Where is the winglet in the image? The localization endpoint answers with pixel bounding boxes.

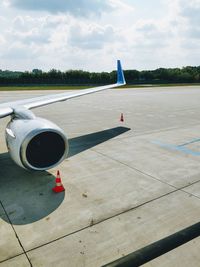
[117,60,126,85]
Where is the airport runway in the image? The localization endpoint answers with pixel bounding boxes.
[0,86,200,267]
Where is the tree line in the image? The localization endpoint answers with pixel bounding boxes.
[0,66,200,86]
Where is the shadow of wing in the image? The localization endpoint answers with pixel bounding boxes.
[68,126,130,158]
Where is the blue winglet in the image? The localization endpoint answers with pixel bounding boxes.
[117,60,126,85]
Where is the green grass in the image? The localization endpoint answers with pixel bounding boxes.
[0,83,200,91]
[124,83,200,88]
[0,85,93,91]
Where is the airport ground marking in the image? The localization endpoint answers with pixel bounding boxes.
[152,139,200,156]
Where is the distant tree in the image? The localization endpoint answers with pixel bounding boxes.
[0,65,200,86]
[32,69,42,74]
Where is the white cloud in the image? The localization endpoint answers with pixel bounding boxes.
[0,35,6,45]
[69,24,116,50]
[0,0,200,71]
[2,0,10,8]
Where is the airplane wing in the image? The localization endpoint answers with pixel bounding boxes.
[0,60,126,118]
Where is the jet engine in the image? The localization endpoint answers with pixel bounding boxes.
[5,112,68,171]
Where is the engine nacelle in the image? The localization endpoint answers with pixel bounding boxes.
[6,117,68,171]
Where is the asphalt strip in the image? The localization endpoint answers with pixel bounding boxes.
[103,221,200,267]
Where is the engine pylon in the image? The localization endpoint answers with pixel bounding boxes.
[52,170,65,193]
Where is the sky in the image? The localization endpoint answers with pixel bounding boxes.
[0,0,199,71]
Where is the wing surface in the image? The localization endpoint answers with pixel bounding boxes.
[0,60,126,118]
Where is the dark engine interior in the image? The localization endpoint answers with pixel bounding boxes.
[26,131,66,168]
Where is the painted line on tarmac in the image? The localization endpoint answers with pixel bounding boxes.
[152,140,200,156]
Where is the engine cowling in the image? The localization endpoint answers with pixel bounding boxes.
[5,117,68,171]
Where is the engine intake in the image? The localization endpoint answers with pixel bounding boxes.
[25,131,65,169]
[6,117,68,171]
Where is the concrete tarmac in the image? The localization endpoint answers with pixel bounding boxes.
[0,86,200,266]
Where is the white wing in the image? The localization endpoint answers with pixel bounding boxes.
[0,60,126,118]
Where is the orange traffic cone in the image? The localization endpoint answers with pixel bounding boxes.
[120,113,124,122]
[52,171,65,193]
